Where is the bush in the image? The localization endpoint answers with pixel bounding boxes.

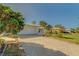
[44,31,52,37]
[56,33,64,38]
[63,35,74,39]
[0,39,5,47]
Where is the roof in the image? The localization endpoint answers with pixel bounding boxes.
[25,24,40,27]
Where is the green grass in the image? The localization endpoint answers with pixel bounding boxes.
[51,33,79,44]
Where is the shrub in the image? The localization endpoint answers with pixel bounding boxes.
[0,39,5,47]
[56,33,64,38]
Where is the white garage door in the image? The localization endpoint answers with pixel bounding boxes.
[18,27,39,35]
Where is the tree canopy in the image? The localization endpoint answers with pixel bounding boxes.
[0,4,24,35]
[39,20,47,28]
[54,24,65,29]
[46,24,52,30]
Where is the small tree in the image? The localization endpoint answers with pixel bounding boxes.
[75,27,79,33]
[70,28,76,33]
[46,24,52,30]
[0,4,24,36]
[45,24,53,36]
[54,24,66,33]
[39,21,53,36]
[39,20,47,28]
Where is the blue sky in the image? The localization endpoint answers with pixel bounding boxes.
[5,3,79,28]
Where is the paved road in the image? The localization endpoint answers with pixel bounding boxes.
[19,35,79,56]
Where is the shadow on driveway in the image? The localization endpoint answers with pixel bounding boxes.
[21,42,68,56]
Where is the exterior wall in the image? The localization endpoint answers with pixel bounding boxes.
[18,25,44,35]
[18,27,38,35]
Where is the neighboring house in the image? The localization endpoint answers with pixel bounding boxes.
[52,27,70,33]
[65,29,71,33]
[18,24,44,35]
[52,27,63,33]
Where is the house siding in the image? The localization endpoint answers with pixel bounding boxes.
[18,24,44,35]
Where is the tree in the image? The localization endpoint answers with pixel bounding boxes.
[39,20,47,28]
[0,4,24,36]
[54,24,64,29]
[70,28,76,33]
[75,27,79,33]
[45,24,52,34]
[39,20,53,36]
[46,24,52,30]
[54,24,66,33]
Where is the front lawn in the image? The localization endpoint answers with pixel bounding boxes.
[51,33,79,44]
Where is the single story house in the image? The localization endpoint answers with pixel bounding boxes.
[18,24,44,35]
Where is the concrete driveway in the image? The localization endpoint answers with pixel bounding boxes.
[19,35,79,56]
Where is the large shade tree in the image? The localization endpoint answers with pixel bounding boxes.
[0,4,24,36]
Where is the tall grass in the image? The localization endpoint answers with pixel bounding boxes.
[51,33,79,44]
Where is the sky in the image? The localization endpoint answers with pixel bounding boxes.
[4,3,79,28]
